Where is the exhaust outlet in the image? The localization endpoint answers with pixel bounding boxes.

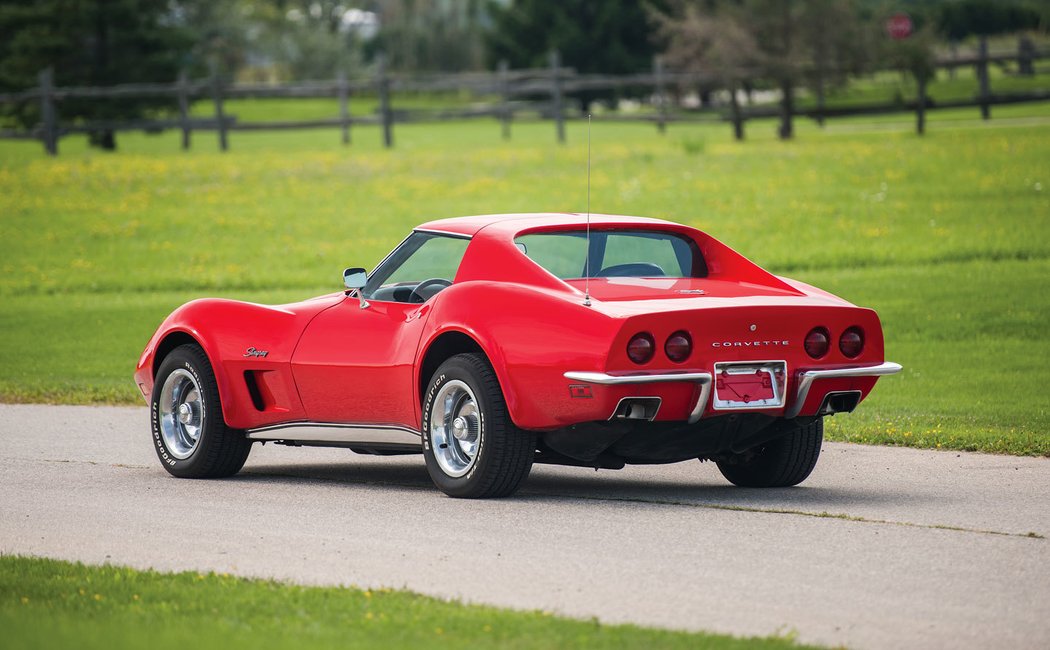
[611,397,661,421]
[819,391,862,415]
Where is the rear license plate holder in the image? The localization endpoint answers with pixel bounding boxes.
[713,361,787,410]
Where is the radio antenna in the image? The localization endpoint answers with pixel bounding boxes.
[584,114,592,307]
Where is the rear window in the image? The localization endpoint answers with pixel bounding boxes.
[515,230,706,279]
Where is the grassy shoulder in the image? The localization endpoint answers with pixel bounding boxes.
[0,556,812,650]
[2,109,1048,456]
[804,258,1050,457]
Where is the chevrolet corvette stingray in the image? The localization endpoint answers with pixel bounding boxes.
[134,213,900,498]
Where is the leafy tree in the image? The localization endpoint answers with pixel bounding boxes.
[798,0,875,124]
[170,0,253,78]
[654,0,873,139]
[934,0,1042,116]
[487,0,666,109]
[743,0,803,137]
[0,0,192,149]
[887,22,938,133]
[266,0,363,79]
[651,2,762,138]
[936,0,1042,40]
[171,0,366,81]
[366,0,488,73]
[651,3,761,88]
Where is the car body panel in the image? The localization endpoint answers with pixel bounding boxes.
[291,296,432,427]
[134,293,343,430]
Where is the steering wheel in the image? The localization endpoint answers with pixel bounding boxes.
[408,278,452,304]
[596,262,666,277]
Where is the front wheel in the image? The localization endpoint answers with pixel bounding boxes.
[421,353,535,498]
[716,418,823,487]
[151,344,252,478]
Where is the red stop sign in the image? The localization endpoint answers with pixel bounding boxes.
[886,12,913,40]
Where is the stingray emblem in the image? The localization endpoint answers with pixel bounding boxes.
[244,347,269,358]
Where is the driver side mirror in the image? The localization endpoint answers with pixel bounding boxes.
[343,267,367,290]
[343,267,369,309]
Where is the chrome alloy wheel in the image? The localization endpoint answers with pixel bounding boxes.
[429,379,481,477]
[159,368,204,460]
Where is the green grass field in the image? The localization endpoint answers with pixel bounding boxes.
[0,556,811,649]
[802,65,1050,111]
[1,104,1048,455]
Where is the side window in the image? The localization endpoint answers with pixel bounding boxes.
[363,232,469,303]
[516,233,587,279]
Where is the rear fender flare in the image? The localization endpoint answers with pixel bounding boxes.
[415,325,520,427]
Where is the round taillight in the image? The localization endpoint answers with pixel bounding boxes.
[627,333,655,365]
[804,327,830,359]
[665,331,692,363]
[839,326,864,358]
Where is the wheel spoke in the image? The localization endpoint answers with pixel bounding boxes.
[429,380,481,478]
[158,369,205,460]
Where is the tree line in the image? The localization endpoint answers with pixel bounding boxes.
[1,0,1047,149]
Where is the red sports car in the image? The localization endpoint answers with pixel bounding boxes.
[134,213,900,498]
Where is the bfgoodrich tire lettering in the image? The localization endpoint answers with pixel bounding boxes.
[151,344,252,478]
[716,418,823,488]
[422,353,535,498]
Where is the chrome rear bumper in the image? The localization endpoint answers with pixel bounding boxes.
[563,371,712,424]
[564,361,901,423]
[783,361,902,418]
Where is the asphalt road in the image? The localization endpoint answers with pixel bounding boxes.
[1,404,1047,649]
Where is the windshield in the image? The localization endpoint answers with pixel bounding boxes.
[514,230,706,279]
[363,232,469,303]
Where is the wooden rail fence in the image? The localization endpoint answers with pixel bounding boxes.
[1,46,1047,155]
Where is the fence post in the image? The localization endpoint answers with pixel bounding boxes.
[38,68,58,156]
[177,69,191,150]
[549,50,565,144]
[778,79,794,140]
[814,68,826,128]
[377,54,393,149]
[498,59,511,141]
[977,37,991,120]
[653,56,666,134]
[916,74,928,136]
[729,86,745,141]
[1018,35,1035,76]
[209,61,228,152]
[337,70,351,146]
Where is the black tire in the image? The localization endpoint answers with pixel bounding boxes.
[421,353,535,498]
[151,344,252,478]
[716,418,823,488]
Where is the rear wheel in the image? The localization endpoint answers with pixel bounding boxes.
[421,353,535,498]
[716,418,823,487]
[151,344,252,478]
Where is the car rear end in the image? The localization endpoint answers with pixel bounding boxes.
[567,298,897,425]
